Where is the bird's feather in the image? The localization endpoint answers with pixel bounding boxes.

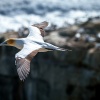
[28,26,44,42]
[27,21,48,41]
[15,43,41,80]
[43,42,71,51]
[16,57,30,80]
[33,21,48,37]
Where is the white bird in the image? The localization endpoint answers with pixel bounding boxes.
[0,21,70,81]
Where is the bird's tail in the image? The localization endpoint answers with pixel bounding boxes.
[43,42,71,51]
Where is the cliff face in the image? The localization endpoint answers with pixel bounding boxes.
[0,17,100,100]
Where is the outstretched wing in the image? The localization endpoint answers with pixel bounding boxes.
[28,21,48,40]
[15,44,41,80]
[33,21,48,37]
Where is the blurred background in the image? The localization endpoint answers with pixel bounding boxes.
[0,0,100,100]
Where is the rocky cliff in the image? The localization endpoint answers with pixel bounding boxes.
[0,17,100,100]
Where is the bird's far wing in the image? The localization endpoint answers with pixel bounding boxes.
[16,57,30,81]
[15,44,41,80]
[33,21,48,37]
[28,25,44,42]
[28,21,48,39]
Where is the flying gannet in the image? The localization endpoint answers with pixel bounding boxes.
[0,21,70,81]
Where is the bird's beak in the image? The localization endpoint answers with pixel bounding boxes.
[0,41,7,46]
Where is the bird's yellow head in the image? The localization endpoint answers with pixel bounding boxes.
[0,38,16,46]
